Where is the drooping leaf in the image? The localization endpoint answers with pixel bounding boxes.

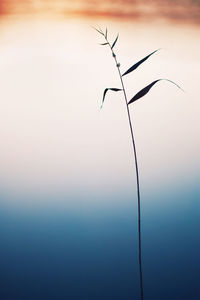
[122,49,160,77]
[128,79,183,105]
[101,88,122,108]
[111,34,119,49]
[100,43,109,45]
[162,79,184,92]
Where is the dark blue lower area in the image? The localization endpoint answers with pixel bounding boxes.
[0,186,199,300]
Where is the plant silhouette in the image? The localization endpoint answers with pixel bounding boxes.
[95,27,183,300]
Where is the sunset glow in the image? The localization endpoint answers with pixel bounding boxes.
[0,0,200,23]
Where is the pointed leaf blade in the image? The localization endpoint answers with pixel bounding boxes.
[111,34,119,49]
[128,80,161,105]
[105,28,108,39]
[109,88,122,91]
[93,26,104,36]
[128,78,184,105]
[101,88,108,109]
[122,49,160,77]
[101,88,122,109]
[100,43,109,46]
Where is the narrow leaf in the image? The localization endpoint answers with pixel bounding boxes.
[93,26,104,36]
[128,80,160,104]
[122,49,160,77]
[128,79,184,105]
[100,43,109,46]
[105,28,108,39]
[111,34,119,49]
[109,88,122,92]
[101,88,122,108]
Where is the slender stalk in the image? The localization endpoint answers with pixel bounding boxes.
[105,35,144,300]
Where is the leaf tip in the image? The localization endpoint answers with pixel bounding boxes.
[161,79,185,92]
[92,26,104,36]
[111,33,119,49]
[105,28,108,39]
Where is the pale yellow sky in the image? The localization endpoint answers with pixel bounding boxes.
[0,15,199,204]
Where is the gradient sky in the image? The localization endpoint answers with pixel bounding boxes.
[0,2,199,300]
[0,11,199,204]
[0,0,198,241]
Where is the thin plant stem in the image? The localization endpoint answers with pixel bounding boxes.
[105,35,144,300]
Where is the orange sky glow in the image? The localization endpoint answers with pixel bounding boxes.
[0,0,200,23]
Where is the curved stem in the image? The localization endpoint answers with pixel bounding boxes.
[106,38,144,300]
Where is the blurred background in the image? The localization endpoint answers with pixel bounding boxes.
[0,0,200,22]
[0,1,199,299]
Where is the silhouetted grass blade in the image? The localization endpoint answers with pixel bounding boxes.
[128,78,183,105]
[128,80,161,104]
[101,88,122,108]
[111,34,119,49]
[93,26,104,35]
[122,49,160,77]
[100,43,109,45]
[105,28,108,39]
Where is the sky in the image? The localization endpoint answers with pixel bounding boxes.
[0,0,200,22]
[0,10,199,202]
[0,1,199,300]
